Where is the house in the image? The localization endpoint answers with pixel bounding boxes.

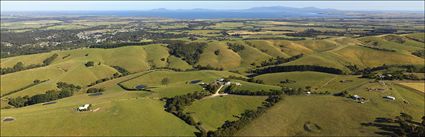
[217,78,225,82]
[78,104,91,111]
[225,81,232,86]
[384,96,396,100]
[235,82,242,86]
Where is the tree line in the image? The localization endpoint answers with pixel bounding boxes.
[207,94,284,137]
[250,65,344,77]
[8,82,81,108]
[163,91,212,134]
[1,53,58,75]
[1,79,48,97]
[256,54,304,67]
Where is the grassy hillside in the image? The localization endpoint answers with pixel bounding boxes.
[197,41,241,69]
[120,70,244,97]
[236,84,424,136]
[184,95,267,131]
[1,92,197,136]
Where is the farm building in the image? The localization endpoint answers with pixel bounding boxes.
[352,95,361,100]
[190,80,202,84]
[383,96,396,100]
[77,104,91,111]
[135,85,146,90]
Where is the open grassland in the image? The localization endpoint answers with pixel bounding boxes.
[184,95,267,131]
[1,92,197,136]
[397,82,425,93]
[197,41,241,69]
[255,71,370,93]
[1,20,63,30]
[230,80,281,92]
[236,84,424,136]
[120,70,245,97]
[208,22,245,30]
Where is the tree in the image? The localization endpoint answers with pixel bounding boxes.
[85,61,94,67]
[161,78,170,85]
[13,62,24,71]
[214,49,220,55]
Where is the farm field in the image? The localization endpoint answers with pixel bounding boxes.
[1,10,424,137]
[236,84,425,136]
[185,95,267,131]
[397,82,425,93]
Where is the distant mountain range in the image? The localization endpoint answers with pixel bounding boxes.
[2,6,423,19]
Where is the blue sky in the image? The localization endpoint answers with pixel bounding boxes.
[1,1,424,11]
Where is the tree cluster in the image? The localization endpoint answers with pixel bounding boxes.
[251,65,344,76]
[1,53,58,75]
[8,82,81,107]
[111,66,130,75]
[412,50,425,59]
[86,88,105,93]
[226,42,245,52]
[165,40,206,65]
[163,91,211,126]
[207,94,284,137]
[257,54,304,67]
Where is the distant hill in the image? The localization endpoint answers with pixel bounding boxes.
[0,6,351,19]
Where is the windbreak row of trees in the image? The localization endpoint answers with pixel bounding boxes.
[8,82,81,108]
[163,91,212,134]
[1,79,48,97]
[355,64,425,80]
[1,53,58,75]
[250,65,344,76]
[256,54,304,67]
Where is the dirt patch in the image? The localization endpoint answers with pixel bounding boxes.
[92,108,100,112]
[2,117,15,122]
[42,101,57,105]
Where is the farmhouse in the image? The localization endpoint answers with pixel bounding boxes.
[77,104,91,111]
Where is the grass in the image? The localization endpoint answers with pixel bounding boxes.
[143,44,170,68]
[208,22,245,30]
[184,95,267,131]
[254,71,370,93]
[397,82,425,93]
[197,41,241,69]
[120,70,245,97]
[230,80,281,92]
[236,84,424,136]
[1,94,197,136]
[167,55,193,70]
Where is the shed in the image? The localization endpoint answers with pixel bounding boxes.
[384,96,396,100]
[135,85,146,90]
[190,80,202,84]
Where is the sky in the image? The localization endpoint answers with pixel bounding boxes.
[1,1,424,12]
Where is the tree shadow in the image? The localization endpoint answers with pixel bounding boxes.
[361,117,402,136]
